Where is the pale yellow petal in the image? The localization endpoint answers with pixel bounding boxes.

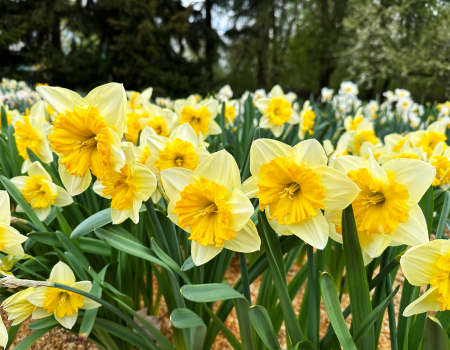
[389,204,428,247]
[111,208,129,225]
[321,167,360,210]
[82,297,101,310]
[400,239,445,286]
[132,163,157,200]
[241,174,261,198]
[55,312,78,329]
[226,189,255,231]
[36,86,88,115]
[170,123,199,145]
[287,210,329,249]
[0,223,27,247]
[360,233,391,259]
[224,220,260,253]
[271,124,284,138]
[10,176,28,192]
[193,147,210,165]
[28,162,52,181]
[0,317,7,347]
[199,99,219,119]
[381,158,435,203]
[269,85,284,98]
[32,306,52,320]
[332,155,367,176]
[403,286,441,317]
[53,186,74,207]
[161,167,195,205]
[194,150,241,196]
[59,164,92,196]
[27,287,50,308]
[250,139,291,175]
[49,261,76,285]
[207,119,222,135]
[368,150,388,186]
[34,206,51,221]
[0,191,11,225]
[2,243,25,256]
[191,242,223,266]
[255,99,271,114]
[71,281,92,293]
[266,208,291,235]
[84,83,127,136]
[287,139,327,174]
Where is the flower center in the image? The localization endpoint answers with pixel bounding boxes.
[172,177,235,247]
[48,106,112,178]
[257,157,325,225]
[430,252,450,311]
[147,116,168,137]
[155,138,198,172]
[44,288,84,318]
[431,155,450,186]
[101,164,136,211]
[348,168,409,235]
[13,115,40,160]
[180,106,211,135]
[418,131,447,157]
[22,175,57,208]
[267,98,292,125]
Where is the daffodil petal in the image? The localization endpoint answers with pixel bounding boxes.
[208,120,222,135]
[161,167,195,204]
[224,220,260,253]
[360,233,391,259]
[84,83,127,136]
[250,139,291,175]
[34,206,51,221]
[82,297,102,310]
[389,204,428,247]
[368,150,388,186]
[36,86,88,115]
[381,158,436,203]
[49,261,76,285]
[241,174,261,198]
[0,318,7,348]
[0,223,27,247]
[10,176,28,192]
[287,139,327,174]
[403,286,441,317]
[71,281,92,293]
[266,208,291,235]
[194,150,241,196]
[287,210,329,249]
[271,124,284,138]
[321,167,360,210]
[55,312,78,329]
[53,186,74,207]
[191,242,223,266]
[32,306,52,320]
[170,123,199,145]
[255,99,271,114]
[2,243,25,256]
[226,189,255,232]
[259,114,272,128]
[332,155,367,175]
[400,239,444,286]
[199,99,219,119]
[27,287,50,308]
[0,191,11,226]
[59,164,92,196]
[28,162,52,181]
[111,208,129,225]
[132,163,157,200]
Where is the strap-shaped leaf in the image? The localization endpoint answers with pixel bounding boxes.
[423,316,450,350]
[181,283,245,302]
[436,191,450,239]
[13,326,57,350]
[320,272,357,350]
[171,308,207,350]
[181,256,195,271]
[249,305,281,350]
[353,283,401,343]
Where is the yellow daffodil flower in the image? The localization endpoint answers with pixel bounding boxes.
[0,191,27,256]
[27,262,101,329]
[126,87,153,112]
[12,101,53,173]
[426,142,450,188]
[341,117,379,155]
[223,100,239,129]
[400,239,450,315]
[327,152,435,263]
[298,101,316,139]
[161,150,260,265]
[37,83,127,196]
[142,124,210,183]
[11,162,73,220]
[344,109,364,132]
[174,97,221,137]
[410,121,447,158]
[241,139,360,249]
[2,287,37,325]
[255,85,299,137]
[93,143,157,224]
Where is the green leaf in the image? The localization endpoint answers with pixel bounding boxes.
[7,124,22,176]
[249,305,281,350]
[341,205,375,349]
[1,106,8,135]
[26,148,63,187]
[320,272,357,350]
[28,316,59,330]
[419,185,434,236]
[290,340,316,350]
[13,326,57,350]
[171,308,207,350]
[71,208,112,238]
[0,138,11,178]
[258,211,304,345]
[0,176,46,230]
[240,127,260,181]
[353,283,401,343]
[181,283,245,302]
[78,237,111,257]
[181,256,195,271]
[151,238,190,284]
[234,298,255,350]
[5,324,20,350]
[436,191,450,239]
[423,317,450,350]
[306,244,319,348]
[56,231,90,269]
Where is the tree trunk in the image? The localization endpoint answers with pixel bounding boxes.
[204,0,214,82]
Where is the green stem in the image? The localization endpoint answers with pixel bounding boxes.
[238,252,251,303]
[144,200,170,254]
[306,244,318,348]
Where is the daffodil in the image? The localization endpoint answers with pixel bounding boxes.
[327,152,435,263]
[410,121,447,158]
[174,97,220,137]
[0,319,6,348]
[378,134,423,164]
[298,101,316,139]
[2,287,37,325]
[425,142,450,189]
[93,142,157,224]
[223,100,239,129]
[0,191,28,256]
[241,139,360,249]
[138,104,177,138]
[161,150,260,265]
[37,83,127,196]
[27,262,101,329]
[255,85,299,137]
[342,117,379,155]
[142,123,210,182]
[400,239,450,316]
[12,101,53,173]
[11,162,73,220]
[126,87,153,112]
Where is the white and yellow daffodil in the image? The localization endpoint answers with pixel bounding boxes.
[93,143,157,224]
[142,123,210,181]
[298,101,315,139]
[425,141,450,189]
[0,191,28,256]
[342,117,379,155]
[2,287,37,326]
[410,121,447,159]
[241,139,360,249]
[37,83,127,196]
[11,162,73,221]
[0,318,6,348]
[327,152,435,263]
[255,85,299,137]
[400,239,450,315]
[126,87,153,112]
[174,97,220,137]
[223,100,239,129]
[27,262,101,329]
[161,150,260,265]
[12,101,53,173]
[377,134,423,165]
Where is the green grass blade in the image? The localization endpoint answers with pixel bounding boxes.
[436,191,450,239]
